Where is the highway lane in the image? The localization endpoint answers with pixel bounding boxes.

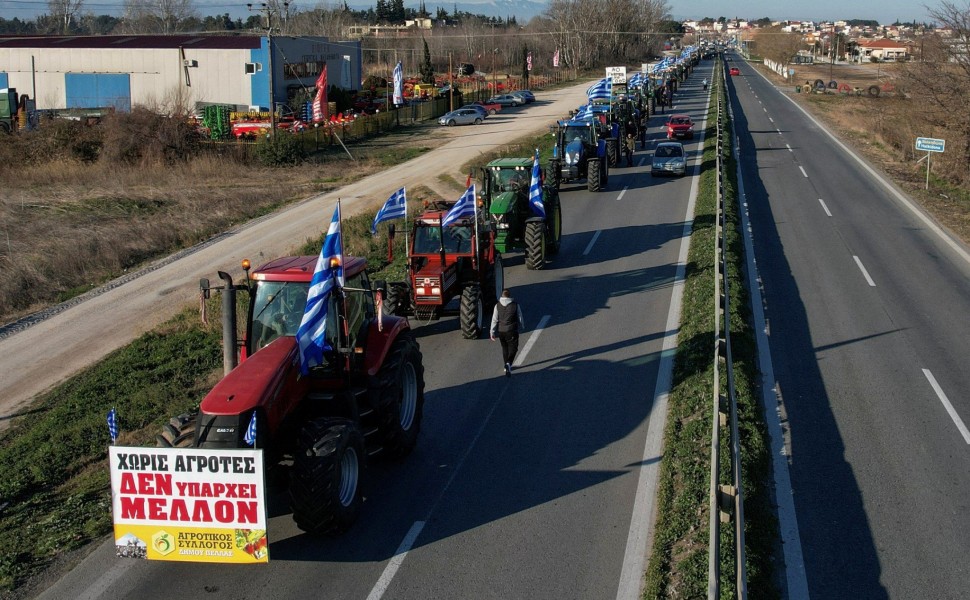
[727,56,970,598]
[32,68,713,599]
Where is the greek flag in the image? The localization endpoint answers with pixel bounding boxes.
[628,72,642,87]
[296,204,344,375]
[442,184,476,227]
[574,104,593,120]
[107,408,118,444]
[528,149,545,218]
[372,187,407,234]
[244,411,257,446]
[393,61,404,106]
[587,78,611,100]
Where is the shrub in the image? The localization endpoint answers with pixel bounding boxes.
[254,133,307,166]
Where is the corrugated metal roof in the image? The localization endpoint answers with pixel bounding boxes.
[0,34,262,50]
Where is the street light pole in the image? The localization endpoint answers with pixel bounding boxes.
[248,2,288,138]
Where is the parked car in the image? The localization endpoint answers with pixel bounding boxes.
[510,90,536,104]
[473,100,502,115]
[665,114,694,140]
[487,94,524,107]
[729,67,741,76]
[460,104,490,119]
[438,108,483,126]
[651,142,687,177]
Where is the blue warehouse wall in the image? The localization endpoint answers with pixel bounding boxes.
[250,39,269,109]
[0,73,8,89]
[65,73,131,111]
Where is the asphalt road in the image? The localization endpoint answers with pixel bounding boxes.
[26,69,715,599]
[727,56,970,599]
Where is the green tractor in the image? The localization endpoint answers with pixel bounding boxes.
[480,157,562,270]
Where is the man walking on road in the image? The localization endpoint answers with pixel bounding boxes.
[490,289,525,377]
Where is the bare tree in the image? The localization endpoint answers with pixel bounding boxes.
[121,0,196,33]
[48,0,84,33]
[899,1,970,183]
[754,25,808,76]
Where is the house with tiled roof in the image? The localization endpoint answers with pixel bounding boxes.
[856,38,908,61]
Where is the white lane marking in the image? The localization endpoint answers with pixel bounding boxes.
[853,255,876,286]
[726,80,810,600]
[616,72,711,597]
[818,198,833,217]
[583,230,602,256]
[769,117,774,123]
[366,521,427,600]
[763,107,768,112]
[67,555,134,600]
[923,369,970,444]
[799,166,808,178]
[786,143,792,152]
[617,186,628,201]
[777,129,782,134]
[513,314,550,367]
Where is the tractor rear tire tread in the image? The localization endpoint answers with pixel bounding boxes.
[588,158,602,192]
[459,285,483,339]
[156,412,198,448]
[370,333,425,459]
[525,221,546,270]
[290,417,364,536]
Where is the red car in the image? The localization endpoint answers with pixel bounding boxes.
[729,67,741,76]
[474,100,502,115]
[666,114,694,140]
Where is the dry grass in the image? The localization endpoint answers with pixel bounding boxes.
[0,118,444,326]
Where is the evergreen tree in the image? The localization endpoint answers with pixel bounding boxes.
[376,0,388,22]
[420,38,435,84]
[390,0,405,23]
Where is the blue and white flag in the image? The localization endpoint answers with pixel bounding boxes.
[393,61,404,106]
[296,204,344,375]
[372,187,407,234]
[244,411,257,446]
[442,184,476,227]
[587,78,611,100]
[107,408,118,444]
[528,149,544,218]
[574,104,593,120]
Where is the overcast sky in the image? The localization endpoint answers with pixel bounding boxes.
[667,0,936,25]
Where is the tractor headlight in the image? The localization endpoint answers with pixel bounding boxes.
[565,152,578,165]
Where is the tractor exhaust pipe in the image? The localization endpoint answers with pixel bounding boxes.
[217,271,238,375]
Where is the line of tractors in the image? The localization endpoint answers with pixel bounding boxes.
[155,152,564,537]
[151,83,657,538]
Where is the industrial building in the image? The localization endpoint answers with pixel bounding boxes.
[0,34,362,112]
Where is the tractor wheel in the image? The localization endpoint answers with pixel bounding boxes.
[459,285,484,339]
[588,158,602,192]
[606,139,618,167]
[290,417,364,536]
[371,332,425,459]
[602,159,609,186]
[545,194,562,255]
[483,253,503,313]
[383,282,411,316]
[548,159,561,190]
[156,412,198,447]
[525,221,546,270]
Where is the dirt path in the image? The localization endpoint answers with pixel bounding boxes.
[0,84,589,428]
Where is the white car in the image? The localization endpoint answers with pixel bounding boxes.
[651,142,687,177]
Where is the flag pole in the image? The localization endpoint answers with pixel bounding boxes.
[472,177,479,271]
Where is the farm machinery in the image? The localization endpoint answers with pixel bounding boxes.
[480,157,562,270]
[548,118,609,192]
[157,254,425,536]
[383,199,504,339]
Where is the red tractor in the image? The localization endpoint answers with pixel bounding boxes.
[157,255,425,536]
[383,200,503,339]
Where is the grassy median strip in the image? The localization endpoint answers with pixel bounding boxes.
[643,71,777,599]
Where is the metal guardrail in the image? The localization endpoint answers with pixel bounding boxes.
[708,58,748,600]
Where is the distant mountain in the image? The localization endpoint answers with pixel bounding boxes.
[346,0,550,21]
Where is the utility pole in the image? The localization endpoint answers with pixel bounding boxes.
[248,2,289,138]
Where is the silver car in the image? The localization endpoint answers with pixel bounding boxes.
[487,94,524,107]
[651,142,687,177]
[438,108,484,126]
